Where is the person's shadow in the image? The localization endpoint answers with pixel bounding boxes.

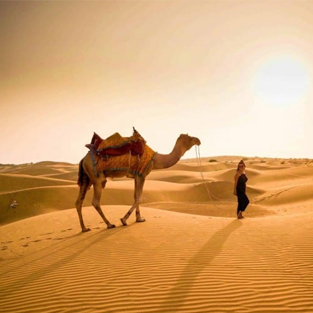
[157,219,242,312]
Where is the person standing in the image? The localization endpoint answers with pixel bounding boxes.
[233,160,249,219]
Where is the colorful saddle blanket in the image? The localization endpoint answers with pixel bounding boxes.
[87,130,145,157]
[85,129,156,177]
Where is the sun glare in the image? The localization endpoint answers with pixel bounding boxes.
[253,56,310,107]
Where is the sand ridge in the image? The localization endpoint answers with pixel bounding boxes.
[0,156,313,312]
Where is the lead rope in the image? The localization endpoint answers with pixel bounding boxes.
[195,146,236,209]
[195,146,221,209]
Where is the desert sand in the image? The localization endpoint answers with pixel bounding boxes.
[1,156,313,313]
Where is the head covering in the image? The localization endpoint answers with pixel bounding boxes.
[237,160,246,171]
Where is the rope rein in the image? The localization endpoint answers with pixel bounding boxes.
[195,146,236,208]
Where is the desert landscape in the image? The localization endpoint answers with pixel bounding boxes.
[0,156,313,312]
[2,0,313,312]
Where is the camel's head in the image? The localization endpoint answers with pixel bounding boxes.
[178,134,201,152]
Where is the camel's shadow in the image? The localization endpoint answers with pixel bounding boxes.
[0,225,128,297]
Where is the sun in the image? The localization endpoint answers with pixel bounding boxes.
[253,56,310,107]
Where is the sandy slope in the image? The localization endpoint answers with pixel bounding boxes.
[1,207,312,313]
[0,157,313,312]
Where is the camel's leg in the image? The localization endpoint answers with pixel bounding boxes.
[75,183,91,233]
[135,178,145,223]
[92,181,116,229]
[121,177,145,226]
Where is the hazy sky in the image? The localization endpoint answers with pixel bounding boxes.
[1,0,313,164]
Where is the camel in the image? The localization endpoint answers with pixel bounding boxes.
[75,131,201,232]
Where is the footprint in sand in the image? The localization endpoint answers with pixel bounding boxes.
[61,228,73,233]
[20,237,30,240]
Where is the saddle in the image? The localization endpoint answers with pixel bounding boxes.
[85,128,156,177]
[86,127,146,158]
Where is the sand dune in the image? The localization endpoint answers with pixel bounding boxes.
[1,156,313,312]
[0,174,74,193]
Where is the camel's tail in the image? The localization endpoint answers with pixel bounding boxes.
[77,158,90,187]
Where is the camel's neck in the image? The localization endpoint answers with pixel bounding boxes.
[153,144,186,170]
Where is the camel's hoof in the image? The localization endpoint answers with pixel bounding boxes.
[136,218,146,223]
[82,228,91,233]
[107,224,116,229]
[120,218,127,226]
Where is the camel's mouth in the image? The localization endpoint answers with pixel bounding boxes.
[194,138,201,146]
